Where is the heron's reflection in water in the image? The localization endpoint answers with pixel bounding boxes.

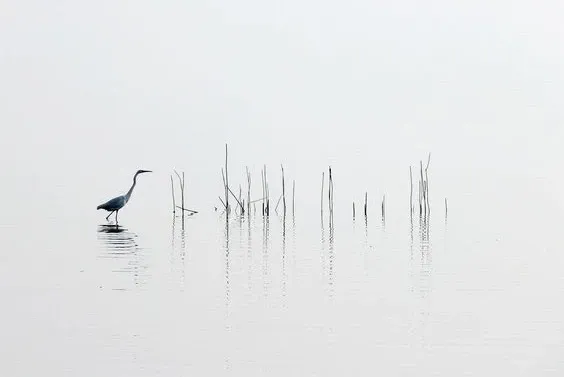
[97,224,149,290]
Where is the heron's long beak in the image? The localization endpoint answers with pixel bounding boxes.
[140,170,152,173]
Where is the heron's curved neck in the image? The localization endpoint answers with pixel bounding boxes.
[125,173,139,201]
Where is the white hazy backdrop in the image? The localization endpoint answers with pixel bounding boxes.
[1,1,563,376]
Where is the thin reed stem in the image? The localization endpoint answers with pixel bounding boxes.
[225,144,229,213]
[170,175,176,213]
[227,186,244,213]
[281,165,286,216]
[419,160,424,214]
[246,167,251,214]
[176,206,198,214]
[292,180,295,215]
[425,153,431,214]
[174,170,185,216]
[381,194,385,220]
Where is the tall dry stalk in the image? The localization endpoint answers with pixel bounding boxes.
[224,144,229,213]
[170,175,176,214]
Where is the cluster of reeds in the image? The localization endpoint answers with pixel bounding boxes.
[220,144,245,215]
[352,191,385,223]
[170,170,198,219]
[410,153,431,216]
[219,144,294,219]
[212,145,445,223]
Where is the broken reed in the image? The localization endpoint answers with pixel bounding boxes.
[261,165,270,216]
[410,153,431,216]
[228,185,244,214]
[175,170,185,213]
[224,143,229,213]
[218,149,291,218]
[171,170,198,215]
[222,145,245,214]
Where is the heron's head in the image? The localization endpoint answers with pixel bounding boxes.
[136,169,152,175]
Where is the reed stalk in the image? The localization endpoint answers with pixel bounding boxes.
[170,175,176,214]
[264,165,269,215]
[425,153,431,214]
[292,180,295,215]
[174,170,185,215]
[281,165,286,216]
[225,144,229,213]
[221,168,228,211]
[228,186,244,214]
[328,167,333,215]
[419,161,424,214]
[261,167,265,215]
[275,193,283,212]
[246,167,251,214]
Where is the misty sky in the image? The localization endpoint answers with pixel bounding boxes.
[1,1,562,209]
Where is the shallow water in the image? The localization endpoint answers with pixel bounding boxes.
[1,172,563,376]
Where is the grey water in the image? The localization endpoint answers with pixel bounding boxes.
[2,1,564,375]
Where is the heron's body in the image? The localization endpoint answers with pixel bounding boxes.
[97,195,127,212]
[97,170,151,223]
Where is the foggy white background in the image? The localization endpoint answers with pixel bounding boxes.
[1,1,562,205]
[0,2,563,376]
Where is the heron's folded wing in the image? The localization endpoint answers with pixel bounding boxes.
[98,196,125,210]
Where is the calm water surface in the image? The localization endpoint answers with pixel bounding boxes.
[1,167,563,376]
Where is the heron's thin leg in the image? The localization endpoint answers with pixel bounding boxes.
[106,210,115,221]
[115,210,119,224]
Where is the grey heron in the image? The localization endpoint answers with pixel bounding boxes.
[97,170,152,223]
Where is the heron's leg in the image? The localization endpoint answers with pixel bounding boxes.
[115,210,119,224]
[106,210,115,221]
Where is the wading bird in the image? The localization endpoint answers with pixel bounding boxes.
[97,170,152,223]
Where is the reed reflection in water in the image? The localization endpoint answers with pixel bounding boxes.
[170,214,188,291]
[97,224,149,290]
[408,212,433,348]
